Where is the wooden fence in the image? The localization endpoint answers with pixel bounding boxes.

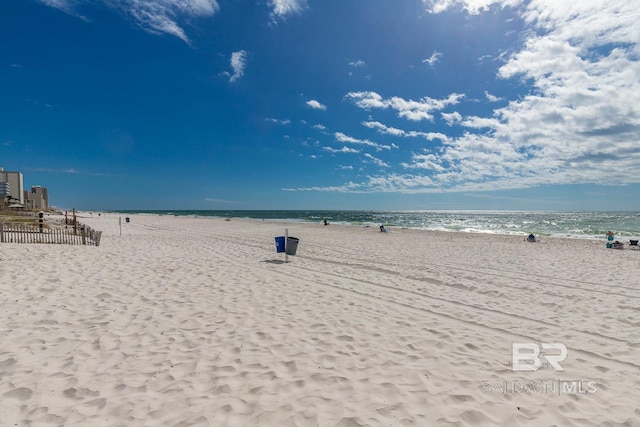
[0,222,102,246]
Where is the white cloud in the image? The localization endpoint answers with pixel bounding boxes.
[37,0,220,43]
[335,132,392,151]
[297,0,640,194]
[401,153,447,172]
[363,153,390,168]
[346,91,464,122]
[345,91,386,109]
[441,111,462,126]
[334,132,362,144]
[37,0,89,20]
[460,115,499,129]
[270,0,306,18]
[39,0,74,7]
[349,60,366,67]
[266,117,291,125]
[306,100,327,110]
[323,146,359,154]
[361,120,448,143]
[481,0,640,185]
[422,0,523,15]
[229,50,247,82]
[422,51,442,67]
[282,182,364,193]
[362,121,406,137]
[485,91,502,102]
[205,197,238,203]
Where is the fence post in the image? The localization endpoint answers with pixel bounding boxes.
[0,222,3,243]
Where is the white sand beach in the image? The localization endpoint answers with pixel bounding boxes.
[1,213,639,426]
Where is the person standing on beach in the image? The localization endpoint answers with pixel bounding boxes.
[606,231,614,241]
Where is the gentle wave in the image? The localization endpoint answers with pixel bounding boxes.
[106,210,640,240]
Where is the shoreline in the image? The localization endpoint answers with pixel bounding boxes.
[76,210,631,242]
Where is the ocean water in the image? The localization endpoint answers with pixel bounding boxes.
[109,210,640,240]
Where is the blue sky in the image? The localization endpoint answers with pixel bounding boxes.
[1,0,639,211]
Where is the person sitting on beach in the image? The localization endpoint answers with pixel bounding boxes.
[527,233,536,242]
[323,219,329,226]
[380,225,386,233]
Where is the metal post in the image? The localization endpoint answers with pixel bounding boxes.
[119,216,122,236]
[285,228,289,263]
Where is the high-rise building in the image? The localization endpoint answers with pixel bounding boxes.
[27,185,49,210]
[0,166,24,205]
[0,181,9,199]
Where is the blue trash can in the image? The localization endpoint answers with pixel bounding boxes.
[275,236,286,253]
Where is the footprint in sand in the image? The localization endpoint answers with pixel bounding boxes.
[178,319,201,331]
[4,387,32,401]
[0,357,17,368]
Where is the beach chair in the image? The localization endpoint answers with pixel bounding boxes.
[630,240,639,250]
